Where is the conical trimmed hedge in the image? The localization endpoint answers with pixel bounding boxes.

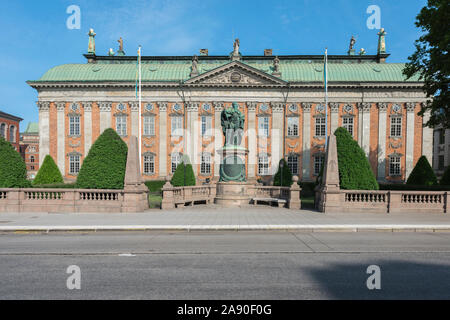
[0,137,30,188]
[406,155,437,186]
[76,128,128,189]
[273,158,293,186]
[335,127,379,190]
[171,157,196,187]
[33,155,63,185]
[441,165,450,185]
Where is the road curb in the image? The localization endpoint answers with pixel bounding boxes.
[1,225,450,233]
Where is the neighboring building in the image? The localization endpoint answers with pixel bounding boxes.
[0,110,22,151]
[27,31,433,183]
[20,122,39,179]
[433,126,450,176]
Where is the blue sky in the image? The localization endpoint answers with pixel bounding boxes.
[0,0,427,127]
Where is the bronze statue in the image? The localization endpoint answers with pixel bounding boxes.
[221,102,245,146]
[118,37,124,52]
[349,35,356,50]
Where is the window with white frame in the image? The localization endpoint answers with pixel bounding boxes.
[69,154,80,174]
[389,156,401,176]
[315,117,326,137]
[143,154,155,174]
[171,116,183,136]
[258,155,270,175]
[69,115,80,136]
[287,117,299,136]
[171,153,182,173]
[390,116,402,137]
[342,116,354,136]
[258,117,270,136]
[314,154,325,176]
[200,153,211,174]
[116,115,127,136]
[201,116,212,136]
[287,155,299,175]
[143,116,155,136]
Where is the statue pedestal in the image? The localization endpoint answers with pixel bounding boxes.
[214,146,251,206]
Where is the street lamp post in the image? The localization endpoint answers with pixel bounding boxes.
[279,159,284,187]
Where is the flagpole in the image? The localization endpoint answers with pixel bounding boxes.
[324,48,328,150]
[138,45,142,171]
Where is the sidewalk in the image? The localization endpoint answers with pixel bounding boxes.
[1,205,450,232]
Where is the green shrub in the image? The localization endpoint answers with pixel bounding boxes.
[441,166,450,186]
[273,158,293,186]
[32,155,63,185]
[145,180,166,193]
[0,137,30,188]
[335,127,379,190]
[406,156,437,186]
[171,158,196,187]
[76,128,128,189]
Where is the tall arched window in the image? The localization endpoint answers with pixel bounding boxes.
[0,123,5,139]
[9,125,15,142]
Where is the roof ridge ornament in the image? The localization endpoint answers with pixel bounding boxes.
[231,38,241,61]
[87,28,96,54]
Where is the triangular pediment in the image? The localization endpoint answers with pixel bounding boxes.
[185,61,286,86]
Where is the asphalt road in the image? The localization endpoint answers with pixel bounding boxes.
[1,231,450,299]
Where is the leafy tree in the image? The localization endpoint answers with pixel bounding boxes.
[406,155,437,185]
[403,0,450,128]
[334,127,379,190]
[273,158,293,186]
[440,165,450,185]
[0,137,30,188]
[171,157,196,187]
[76,128,128,189]
[32,155,63,185]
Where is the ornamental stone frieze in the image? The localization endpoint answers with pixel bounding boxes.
[99,102,112,112]
[406,102,416,112]
[157,102,168,111]
[56,102,66,111]
[37,101,50,111]
[271,102,284,113]
[301,102,312,112]
[128,102,139,111]
[82,102,92,111]
[213,102,224,111]
[378,102,388,112]
[358,102,372,112]
[246,102,257,112]
[186,102,199,112]
[330,102,339,113]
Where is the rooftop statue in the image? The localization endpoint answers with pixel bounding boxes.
[221,102,245,146]
[273,56,280,74]
[377,28,387,54]
[87,28,96,54]
[190,55,199,76]
[118,37,124,52]
[349,35,356,50]
[233,38,240,56]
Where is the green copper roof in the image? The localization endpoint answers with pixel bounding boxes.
[24,122,39,134]
[34,61,420,83]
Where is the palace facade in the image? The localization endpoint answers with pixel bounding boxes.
[28,34,432,183]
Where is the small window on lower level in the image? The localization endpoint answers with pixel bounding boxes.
[389,156,401,176]
[143,155,155,174]
[314,155,325,176]
[69,154,80,174]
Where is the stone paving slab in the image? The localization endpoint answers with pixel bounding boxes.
[1,206,450,232]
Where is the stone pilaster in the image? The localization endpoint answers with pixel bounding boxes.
[271,102,284,174]
[129,102,139,138]
[301,102,312,181]
[186,102,199,174]
[99,102,112,134]
[330,103,339,133]
[213,102,224,179]
[421,106,433,165]
[405,102,416,179]
[37,101,50,167]
[358,102,371,157]
[56,102,66,175]
[158,102,168,178]
[247,102,257,179]
[82,102,93,155]
[377,103,388,181]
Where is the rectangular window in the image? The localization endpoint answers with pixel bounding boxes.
[315,117,326,137]
[439,129,445,145]
[143,116,155,136]
[287,117,299,136]
[143,155,155,174]
[287,155,299,175]
[438,155,445,171]
[116,116,127,136]
[200,153,211,174]
[258,117,270,137]
[171,153,181,173]
[69,155,80,174]
[258,155,270,175]
[171,116,183,136]
[201,116,212,136]
[342,117,354,136]
[390,117,402,137]
[389,156,401,176]
[314,155,325,176]
[69,116,80,136]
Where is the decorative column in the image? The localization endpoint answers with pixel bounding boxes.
[358,102,371,157]
[213,102,224,180]
[56,102,66,175]
[247,102,257,179]
[82,102,93,155]
[405,102,416,178]
[129,101,139,138]
[330,103,339,133]
[99,102,112,134]
[301,103,312,181]
[377,103,388,181]
[271,102,284,174]
[38,101,50,167]
[421,106,434,165]
[186,102,199,175]
[158,102,168,178]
